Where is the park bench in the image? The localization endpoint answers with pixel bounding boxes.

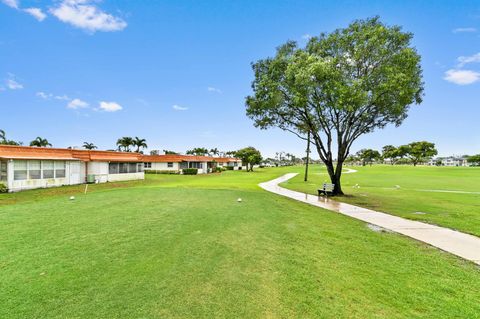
[318,183,335,196]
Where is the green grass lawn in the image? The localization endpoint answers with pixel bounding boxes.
[1,168,479,318]
[281,165,480,237]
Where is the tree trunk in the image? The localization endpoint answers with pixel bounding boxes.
[324,160,344,195]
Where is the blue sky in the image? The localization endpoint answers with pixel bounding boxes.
[1,0,479,158]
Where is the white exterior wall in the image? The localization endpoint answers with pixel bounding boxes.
[7,159,82,192]
[147,162,180,171]
[108,172,144,182]
[88,161,109,183]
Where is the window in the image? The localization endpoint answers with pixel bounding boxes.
[14,161,27,180]
[119,163,128,174]
[144,162,152,168]
[167,162,173,168]
[188,162,202,169]
[109,162,142,174]
[0,161,7,181]
[43,161,54,179]
[128,163,137,173]
[28,161,41,180]
[109,163,119,174]
[55,161,66,178]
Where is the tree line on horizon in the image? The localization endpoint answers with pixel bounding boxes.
[350,141,438,166]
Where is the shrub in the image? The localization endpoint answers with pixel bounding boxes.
[0,183,8,193]
[182,168,198,175]
[225,166,234,170]
[215,167,224,173]
[145,170,180,175]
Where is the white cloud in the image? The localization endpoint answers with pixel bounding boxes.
[67,98,89,109]
[55,94,70,100]
[99,101,122,112]
[36,91,52,99]
[23,7,46,21]
[172,104,188,111]
[36,92,70,100]
[6,78,23,90]
[302,34,312,40]
[452,27,477,33]
[1,0,18,9]
[443,69,480,85]
[50,0,127,33]
[207,86,222,93]
[457,52,480,67]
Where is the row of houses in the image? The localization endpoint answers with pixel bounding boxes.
[0,145,242,192]
[427,156,470,167]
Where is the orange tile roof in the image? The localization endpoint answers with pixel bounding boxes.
[0,145,142,162]
[215,157,242,163]
[142,154,241,163]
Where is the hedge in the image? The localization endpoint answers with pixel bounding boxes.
[182,168,198,175]
[145,170,180,175]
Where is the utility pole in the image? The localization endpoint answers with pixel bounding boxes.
[304,131,310,182]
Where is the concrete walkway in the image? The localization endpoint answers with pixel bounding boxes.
[259,173,480,265]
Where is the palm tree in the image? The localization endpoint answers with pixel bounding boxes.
[30,137,52,147]
[0,129,5,142]
[116,137,134,152]
[83,142,97,150]
[210,148,219,156]
[133,137,147,153]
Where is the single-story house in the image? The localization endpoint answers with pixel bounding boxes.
[0,145,144,192]
[142,155,243,174]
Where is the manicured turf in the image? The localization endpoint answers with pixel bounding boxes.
[1,168,479,318]
[281,165,480,237]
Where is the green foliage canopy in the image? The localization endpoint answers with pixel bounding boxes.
[246,17,423,194]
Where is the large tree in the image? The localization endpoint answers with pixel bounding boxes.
[235,147,262,172]
[133,137,148,153]
[356,148,381,166]
[246,17,423,195]
[382,145,399,165]
[467,154,480,166]
[30,137,52,147]
[405,141,437,166]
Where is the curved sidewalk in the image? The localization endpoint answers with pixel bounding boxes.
[259,173,480,265]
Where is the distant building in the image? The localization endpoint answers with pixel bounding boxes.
[428,156,469,167]
[142,155,243,174]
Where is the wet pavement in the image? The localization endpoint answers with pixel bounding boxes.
[259,173,480,265]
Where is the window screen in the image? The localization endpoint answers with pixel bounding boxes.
[128,163,137,173]
[43,161,54,179]
[109,163,118,174]
[0,161,7,181]
[55,161,66,178]
[14,161,27,180]
[28,161,41,179]
[119,163,128,174]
